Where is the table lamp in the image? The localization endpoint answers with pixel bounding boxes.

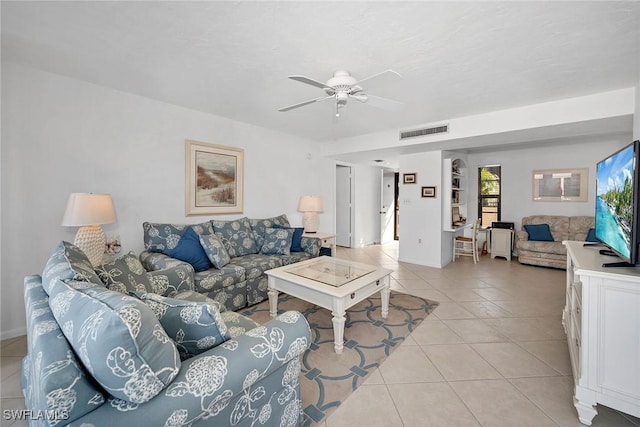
[61,193,117,266]
[298,195,323,233]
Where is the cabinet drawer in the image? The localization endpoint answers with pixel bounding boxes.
[569,322,582,379]
[571,283,582,331]
[572,277,582,300]
[344,279,385,307]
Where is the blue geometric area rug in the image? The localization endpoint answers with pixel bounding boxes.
[242,291,439,426]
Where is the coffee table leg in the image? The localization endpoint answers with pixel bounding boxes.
[331,298,346,354]
[267,284,279,318]
[381,276,391,319]
[331,310,346,354]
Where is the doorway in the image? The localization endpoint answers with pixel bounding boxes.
[335,165,352,247]
[380,170,396,244]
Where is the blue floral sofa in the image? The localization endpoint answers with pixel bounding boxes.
[141,214,321,311]
[22,241,311,426]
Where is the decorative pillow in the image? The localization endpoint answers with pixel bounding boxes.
[142,221,214,253]
[135,293,229,360]
[199,234,231,269]
[48,279,180,403]
[524,224,554,242]
[167,227,212,272]
[249,214,291,249]
[272,224,304,252]
[586,228,598,242]
[260,227,294,255]
[95,251,153,294]
[212,217,259,257]
[42,241,103,295]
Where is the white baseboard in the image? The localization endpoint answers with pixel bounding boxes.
[1,327,27,341]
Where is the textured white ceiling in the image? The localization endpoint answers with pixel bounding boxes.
[2,1,639,147]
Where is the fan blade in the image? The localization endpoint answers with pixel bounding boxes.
[278,95,334,112]
[351,93,404,112]
[288,75,333,90]
[352,69,401,89]
[350,94,368,102]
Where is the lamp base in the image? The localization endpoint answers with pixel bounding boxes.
[74,225,106,267]
[302,212,320,233]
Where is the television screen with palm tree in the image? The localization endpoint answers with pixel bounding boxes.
[595,141,640,265]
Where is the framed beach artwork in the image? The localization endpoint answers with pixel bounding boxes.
[185,140,244,215]
[532,168,588,202]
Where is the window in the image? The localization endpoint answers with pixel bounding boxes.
[478,165,501,226]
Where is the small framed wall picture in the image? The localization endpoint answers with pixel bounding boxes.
[422,186,436,198]
[403,173,417,184]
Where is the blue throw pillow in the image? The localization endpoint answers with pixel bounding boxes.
[523,224,554,242]
[585,228,598,242]
[168,227,212,272]
[272,224,304,252]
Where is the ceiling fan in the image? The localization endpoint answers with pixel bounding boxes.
[278,69,403,117]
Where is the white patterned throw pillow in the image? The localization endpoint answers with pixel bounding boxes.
[48,279,181,403]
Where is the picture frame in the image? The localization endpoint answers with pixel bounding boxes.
[532,168,588,202]
[185,140,244,215]
[403,173,417,184]
[422,186,436,198]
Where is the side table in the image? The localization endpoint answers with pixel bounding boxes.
[303,232,336,256]
[490,228,514,260]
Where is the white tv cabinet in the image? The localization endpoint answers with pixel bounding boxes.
[563,241,640,425]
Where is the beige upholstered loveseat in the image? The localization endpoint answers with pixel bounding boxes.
[516,215,594,269]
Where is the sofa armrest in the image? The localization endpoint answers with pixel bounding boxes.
[141,251,195,297]
[516,230,529,241]
[140,250,191,271]
[23,276,107,424]
[300,236,321,257]
[170,310,310,396]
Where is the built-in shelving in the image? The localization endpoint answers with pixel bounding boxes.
[443,158,467,232]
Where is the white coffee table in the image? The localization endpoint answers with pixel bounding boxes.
[266,256,392,354]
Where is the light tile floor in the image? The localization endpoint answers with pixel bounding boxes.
[2,242,640,427]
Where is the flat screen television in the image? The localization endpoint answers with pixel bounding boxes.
[595,140,640,267]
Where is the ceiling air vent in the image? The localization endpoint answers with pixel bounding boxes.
[400,124,449,140]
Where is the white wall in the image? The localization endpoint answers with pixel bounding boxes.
[635,79,640,139]
[0,63,333,338]
[398,151,444,267]
[467,136,631,233]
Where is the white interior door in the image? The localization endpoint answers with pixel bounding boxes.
[380,171,395,244]
[336,165,351,247]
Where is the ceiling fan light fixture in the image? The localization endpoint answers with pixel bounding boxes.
[279,69,403,115]
[336,92,349,106]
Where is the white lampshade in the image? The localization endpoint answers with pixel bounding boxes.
[298,195,323,233]
[297,195,324,213]
[61,193,116,267]
[62,193,117,226]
